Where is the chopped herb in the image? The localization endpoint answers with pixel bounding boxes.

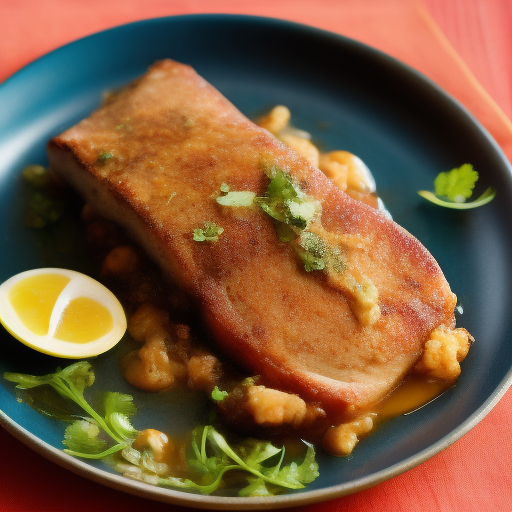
[193,221,224,242]
[4,363,319,496]
[241,376,258,387]
[215,169,320,229]
[211,386,228,402]
[255,168,321,230]
[256,168,349,274]
[418,164,496,209]
[216,190,256,207]
[4,362,138,459]
[63,419,107,455]
[21,165,67,228]
[98,151,114,162]
[293,231,347,273]
[215,167,340,273]
[294,231,327,272]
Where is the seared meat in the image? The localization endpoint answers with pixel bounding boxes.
[47,60,460,422]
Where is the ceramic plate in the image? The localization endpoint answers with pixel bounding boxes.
[0,14,511,509]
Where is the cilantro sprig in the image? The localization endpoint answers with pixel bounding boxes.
[153,426,318,496]
[4,362,319,496]
[253,166,321,232]
[217,166,347,273]
[4,362,138,459]
[418,163,496,209]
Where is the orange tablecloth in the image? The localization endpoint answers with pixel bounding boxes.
[1,1,511,511]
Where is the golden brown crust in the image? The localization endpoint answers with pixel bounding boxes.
[47,59,459,422]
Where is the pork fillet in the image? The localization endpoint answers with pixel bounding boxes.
[47,60,459,422]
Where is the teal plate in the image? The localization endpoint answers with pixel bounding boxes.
[0,15,511,509]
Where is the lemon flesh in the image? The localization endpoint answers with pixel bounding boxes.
[0,268,126,358]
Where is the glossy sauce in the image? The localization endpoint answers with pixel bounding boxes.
[378,374,451,419]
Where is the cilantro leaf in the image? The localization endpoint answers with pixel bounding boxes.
[434,163,478,202]
[98,151,114,162]
[4,362,131,448]
[193,222,224,242]
[237,438,282,467]
[4,364,319,496]
[285,444,319,484]
[202,427,317,493]
[216,191,256,207]
[211,386,228,402]
[4,361,95,400]
[63,419,107,454]
[104,391,137,417]
[215,167,340,275]
[157,426,318,495]
[59,361,96,394]
[254,169,321,230]
[4,371,55,389]
[103,392,138,441]
[418,164,496,209]
[239,477,275,497]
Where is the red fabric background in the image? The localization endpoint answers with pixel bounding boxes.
[0,1,511,511]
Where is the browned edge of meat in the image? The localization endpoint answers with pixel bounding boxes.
[47,59,462,424]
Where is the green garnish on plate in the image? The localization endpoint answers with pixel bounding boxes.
[217,166,349,274]
[418,163,496,209]
[4,362,319,496]
[4,362,138,459]
[193,221,224,242]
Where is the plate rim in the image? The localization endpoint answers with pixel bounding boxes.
[1,12,510,162]
[2,374,511,510]
[1,13,512,509]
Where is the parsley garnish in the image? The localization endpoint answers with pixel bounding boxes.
[98,151,114,162]
[4,362,138,459]
[216,191,256,207]
[216,167,347,273]
[254,167,321,230]
[211,386,228,402]
[180,426,319,496]
[219,182,230,193]
[193,221,224,242]
[3,362,319,496]
[418,163,496,209]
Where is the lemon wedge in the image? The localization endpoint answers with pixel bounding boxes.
[0,268,126,358]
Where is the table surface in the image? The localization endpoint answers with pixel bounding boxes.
[0,1,511,511]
